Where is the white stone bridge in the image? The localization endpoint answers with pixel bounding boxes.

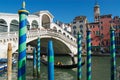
[0,30,77,58]
[0,10,77,58]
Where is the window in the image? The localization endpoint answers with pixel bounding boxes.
[96,31,100,36]
[79,25,83,29]
[80,30,83,34]
[73,30,76,35]
[79,20,83,23]
[73,26,76,29]
[10,20,19,31]
[90,26,92,28]
[31,20,39,29]
[73,22,76,24]
[101,26,103,30]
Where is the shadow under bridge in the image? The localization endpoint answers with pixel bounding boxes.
[27,38,71,55]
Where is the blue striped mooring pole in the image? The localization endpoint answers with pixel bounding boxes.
[33,47,37,77]
[48,41,54,80]
[18,1,29,80]
[86,25,92,80]
[110,25,116,80]
[37,37,40,78]
[77,33,82,80]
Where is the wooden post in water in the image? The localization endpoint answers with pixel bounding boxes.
[48,41,54,80]
[7,43,12,80]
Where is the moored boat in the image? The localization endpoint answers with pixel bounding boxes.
[0,58,17,73]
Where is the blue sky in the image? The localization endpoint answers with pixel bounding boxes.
[0,0,120,23]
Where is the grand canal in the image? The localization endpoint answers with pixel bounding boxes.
[0,56,120,80]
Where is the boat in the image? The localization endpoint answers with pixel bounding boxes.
[0,58,17,73]
[26,54,85,69]
[41,58,85,69]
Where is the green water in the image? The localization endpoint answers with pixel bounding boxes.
[0,56,120,80]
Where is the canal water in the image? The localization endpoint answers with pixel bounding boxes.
[0,56,120,80]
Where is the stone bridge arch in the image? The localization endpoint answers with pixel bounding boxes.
[27,37,72,55]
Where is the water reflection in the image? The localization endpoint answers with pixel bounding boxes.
[1,56,120,80]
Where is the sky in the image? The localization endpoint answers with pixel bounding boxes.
[0,0,120,23]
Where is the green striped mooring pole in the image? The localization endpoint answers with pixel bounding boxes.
[37,37,40,78]
[110,25,116,80]
[86,26,92,80]
[18,1,29,80]
[33,47,37,77]
[77,33,82,80]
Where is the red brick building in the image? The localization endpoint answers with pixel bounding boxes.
[89,3,120,53]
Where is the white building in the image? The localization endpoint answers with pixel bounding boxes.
[71,16,87,42]
[0,10,54,32]
[56,20,72,34]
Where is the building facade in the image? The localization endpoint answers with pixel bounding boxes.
[89,3,120,53]
[71,16,87,42]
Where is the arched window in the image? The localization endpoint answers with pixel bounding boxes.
[80,30,83,34]
[10,20,19,31]
[63,33,66,36]
[53,26,57,32]
[79,25,83,29]
[58,30,61,33]
[27,21,30,30]
[67,35,69,38]
[42,14,50,29]
[0,19,7,32]
[31,20,39,29]
[73,26,76,29]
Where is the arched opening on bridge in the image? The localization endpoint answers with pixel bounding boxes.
[31,20,39,30]
[42,14,50,29]
[58,30,61,33]
[67,35,69,38]
[10,20,19,31]
[27,20,30,30]
[0,19,7,32]
[27,38,71,55]
[63,33,66,36]
[53,26,57,32]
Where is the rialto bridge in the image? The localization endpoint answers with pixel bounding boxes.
[0,10,77,58]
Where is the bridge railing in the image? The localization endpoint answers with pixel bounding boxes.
[51,22,76,41]
[46,31,77,47]
[27,30,77,47]
[0,30,77,47]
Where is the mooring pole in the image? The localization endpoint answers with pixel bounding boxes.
[77,33,82,80]
[86,25,92,80]
[7,43,12,80]
[48,41,54,80]
[18,1,29,80]
[33,47,37,77]
[110,25,116,80]
[37,37,40,78]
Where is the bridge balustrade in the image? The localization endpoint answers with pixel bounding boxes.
[0,30,77,47]
[46,31,77,47]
